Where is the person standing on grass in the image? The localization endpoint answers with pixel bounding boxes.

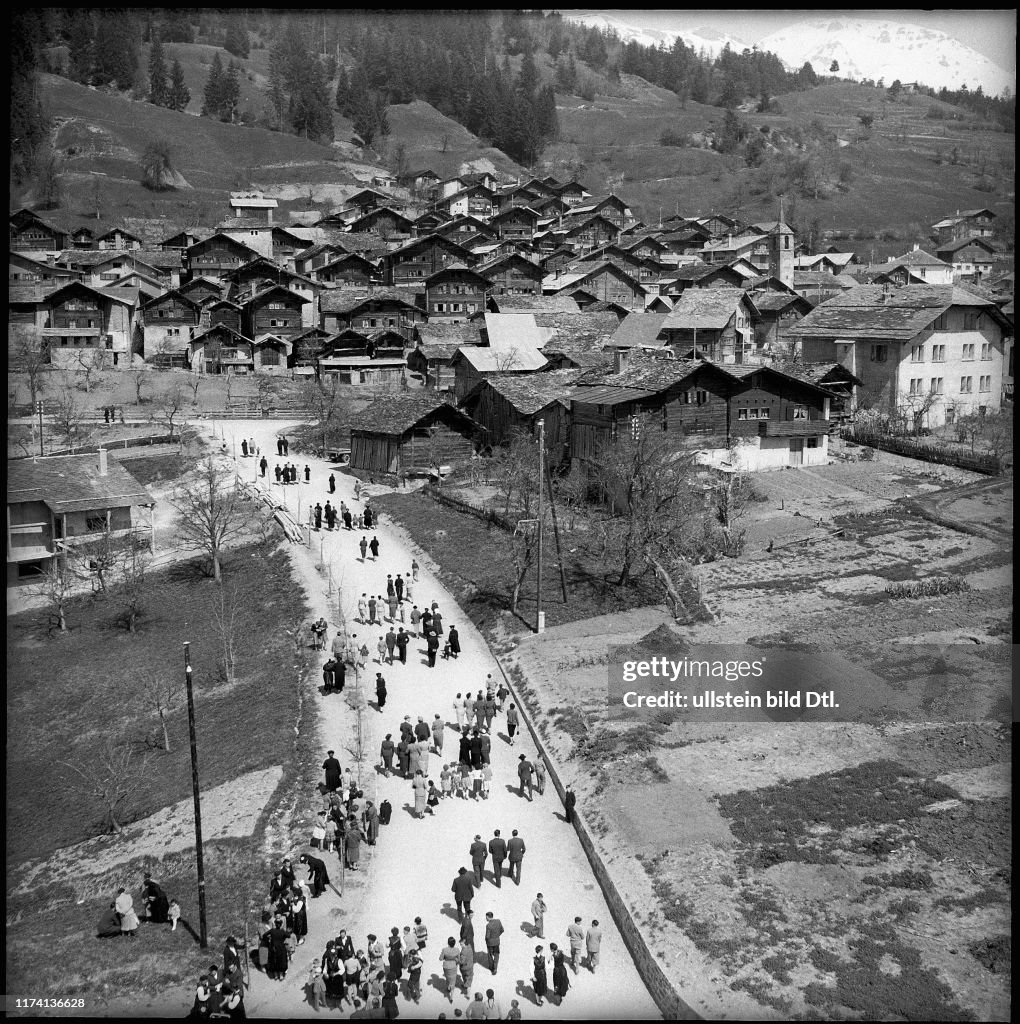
[116,887,139,937]
[506,704,520,746]
[96,902,120,938]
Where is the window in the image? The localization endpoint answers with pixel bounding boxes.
[269,302,285,309]
[964,312,980,330]
[806,436,819,448]
[909,378,923,395]
[930,377,944,394]
[979,375,991,393]
[737,408,748,420]
[932,313,949,331]
[910,345,924,362]
[435,303,445,313]
[695,389,708,406]
[86,513,108,533]
[870,344,887,362]
[981,343,991,360]
[960,376,972,394]
[758,407,770,420]
[962,343,975,360]
[793,406,807,420]
[931,344,946,362]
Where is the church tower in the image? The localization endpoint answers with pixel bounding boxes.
[767,198,795,287]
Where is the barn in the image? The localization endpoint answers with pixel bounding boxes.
[350,394,480,476]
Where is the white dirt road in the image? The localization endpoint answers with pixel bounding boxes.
[212,421,663,1020]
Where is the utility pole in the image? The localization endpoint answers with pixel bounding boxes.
[536,420,545,634]
[37,400,44,456]
[183,642,209,949]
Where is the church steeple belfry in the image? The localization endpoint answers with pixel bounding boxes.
[768,197,795,287]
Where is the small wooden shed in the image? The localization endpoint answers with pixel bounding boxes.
[350,393,480,476]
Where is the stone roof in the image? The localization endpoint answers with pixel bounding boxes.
[610,311,670,348]
[662,287,749,330]
[7,453,155,513]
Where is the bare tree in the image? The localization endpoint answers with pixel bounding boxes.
[10,328,51,407]
[151,381,188,440]
[210,581,239,682]
[75,347,107,393]
[491,429,542,613]
[141,670,184,752]
[187,373,203,404]
[90,176,104,220]
[33,566,75,633]
[116,538,154,632]
[50,386,93,452]
[71,526,120,594]
[61,741,152,834]
[301,375,351,455]
[170,458,249,580]
[130,366,151,405]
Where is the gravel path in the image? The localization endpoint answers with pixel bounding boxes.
[209,421,662,1021]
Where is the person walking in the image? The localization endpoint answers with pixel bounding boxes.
[411,558,419,581]
[396,628,408,665]
[375,673,387,710]
[259,455,268,478]
[564,787,576,823]
[531,894,547,939]
[451,867,477,921]
[517,755,534,801]
[496,681,509,713]
[409,605,421,638]
[431,607,444,637]
[506,704,520,746]
[457,939,474,997]
[359,537,368,561]
[484,912,504,975]
[404,573,414,602]
[460,909,474,950]
[406,946,423,1003]
[412,770,428,819]
[377,635,387,665]
[453,693,465,733]
[396,737,410,780]
[385,627,397,664]
[533,758,546,796]
[328,473,336,494]
[566,918,585,974]
[586,919,603,973]
[368,595,378,625]
[380,734,395,776]
[469,835,487,886]
[479,730,491,767]
[394,574,404,602]
[432,714,445,756]
[386,574,395,599]
[488,830,508,888]
[343,508,353,531]
[532,946,549,1007]
[386,591,398,622]
[440,938,460,1004]
[426,631,439,668]
[507,830,526,886]
[483,693,496,732]
[447,625,461,659]
[369,536,380,560]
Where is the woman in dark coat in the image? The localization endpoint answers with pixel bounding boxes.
[382,979,400,1019]
[267,920,289,980]
[469,731,483,770]
[369,536,380,558]
[380,734,395,776]
[387,929,404,980]
[458,733,471,766]
[363,507,374,528]
[375,674,387,710]
[551,946,570,1004]
[142,874,170,922]
[290,889,308,943]
[396,738,411,778]
[533,946,548,1006]
[96,902,121,938]
[269,872,288,902]
[300,853,330,897]
[447,626,461,658]
[345,821,363,870]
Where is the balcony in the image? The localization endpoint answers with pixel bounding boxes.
[42,326,101,337]
[759,418,828,437]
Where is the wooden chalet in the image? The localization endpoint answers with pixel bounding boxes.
[315,252,380,289]
[291,327,335,371]
[660,287,758,363]
[141,289,203,365]
[206,298,243,332]
[544,261,647,311]
[185,233,262,281]
[319,329,406,386]
[408,321,482,391]
[349,393,479,476]
[425,264,492,323]
[746,291,813,359]
[436,216,496,244]
[458,370,581,465]
[189,324,254,374]
[9,251,82,286]
[348,206,415,239]
[319,288,426,343]
[41,281,139,368]
[239,285,309,341]
[271,225,312,266]
[382,234,476,290]
[10,209,70,252]
[7,450,156,586]
[294,242,350,277]
[490,205,540,241]
[97,227,142,251]
[70,227,96,249]
[475,252,544,296]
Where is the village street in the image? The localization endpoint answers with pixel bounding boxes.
[207,420,663,1020]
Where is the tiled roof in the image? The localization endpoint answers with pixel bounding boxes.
[320,288,422,314]
[610,312,670,348]
[662,287,748,330]
[8,453,155,513]
[472,370,586,414]
[534,311,621,349]
[416,322,483,348]
[353,393,467,435]
[489,294,577,313]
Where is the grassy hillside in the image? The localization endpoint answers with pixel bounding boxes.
[17,57,1015,255]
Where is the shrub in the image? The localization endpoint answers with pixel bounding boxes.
[885,576,971,599]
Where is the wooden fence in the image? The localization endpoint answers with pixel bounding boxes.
[841,429,1005,475]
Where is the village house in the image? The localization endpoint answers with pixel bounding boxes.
[349,393,479,476]
[6,449,156,586]
[931,208,996,246]
[381,234,476,290]
[458,370,581,465]
[205,297,243,333]
[745,290,814,360]
[70,227,96,250]
[490,204,540,242]
[270,225,311,267]
[228,191,278,223]
[315,252,381,289]
[475,252,544,296]
[9,251,82,287]
[789,284,1010,429]
[319,288,426,344]
[451,314,550,399]
[10,209,70,252]
[318,328,407,386]
[40,281,140,368]
[224,258,319,328]
[290,326,335,372]
[140,288,203,366]
[569,194,633,229]
[408,322,482,391]
[436,215,497,244]
[347,206,415,239]
[658,261,747,298]
[659,286,759,363]
[425,264,492,323]
[185,233,262,282]
[238,284,309,345]
[437,183,496,219]
[544,261,647,311]
[188,323,254,375]
[935,237,998,285]
[216,218,275,260]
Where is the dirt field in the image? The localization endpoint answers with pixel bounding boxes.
[508,455,1012,1021]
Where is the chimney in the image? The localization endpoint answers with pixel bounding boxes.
[613,348,631,373]
[913,243,919,252]
[98,447,108,476]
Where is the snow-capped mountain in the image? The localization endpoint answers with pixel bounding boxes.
[563,12,749,58]
[757,18,1014,97]
[564,12,1014,98]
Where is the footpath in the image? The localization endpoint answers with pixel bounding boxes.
[215,421,663,1020]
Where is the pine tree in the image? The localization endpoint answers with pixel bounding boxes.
[335,64,353,116]
[148,32,169,106]
[67,9,94,84]
[223,59,242,122]
[167,58,190,111]
[224,19,249,59]
[10,11,50,184]
[93,11,140,90]
[202,51,225,118]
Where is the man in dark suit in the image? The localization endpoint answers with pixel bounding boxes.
[484,911,504,975]
[469,835,487,885]
[488,829,508,887]
[507,829,526,886]
[451,867,477,922]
